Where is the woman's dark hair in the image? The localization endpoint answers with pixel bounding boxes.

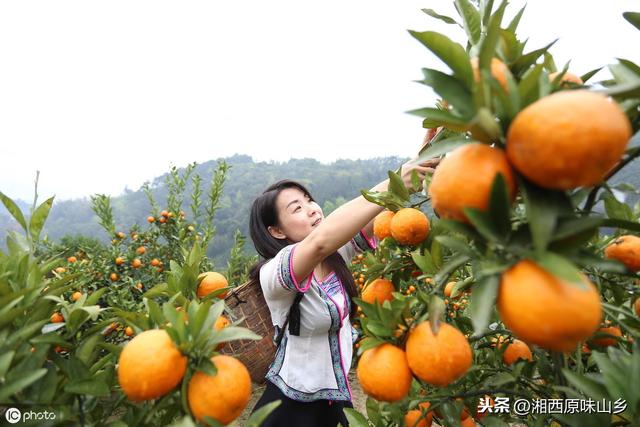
[249,179,358,318]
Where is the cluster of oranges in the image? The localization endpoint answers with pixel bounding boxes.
[373,207,430,246]
[117,329,252,425]
[146,209,187,225]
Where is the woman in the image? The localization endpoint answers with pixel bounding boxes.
[248,158,438,426]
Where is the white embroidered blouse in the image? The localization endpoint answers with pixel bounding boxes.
[259,231,376,402]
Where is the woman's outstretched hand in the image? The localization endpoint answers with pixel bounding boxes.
[400,157,440,191]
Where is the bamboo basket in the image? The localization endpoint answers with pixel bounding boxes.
[221,280,276,384]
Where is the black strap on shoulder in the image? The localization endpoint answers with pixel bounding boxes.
[274,291,304,347]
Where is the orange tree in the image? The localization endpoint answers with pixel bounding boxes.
[346,2,640,427]
[0,190,277,426]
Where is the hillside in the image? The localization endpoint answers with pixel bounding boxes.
[1,155,407,266]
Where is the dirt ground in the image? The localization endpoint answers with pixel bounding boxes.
[233,370,367,426]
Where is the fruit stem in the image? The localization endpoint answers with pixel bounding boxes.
[582,147,640,213]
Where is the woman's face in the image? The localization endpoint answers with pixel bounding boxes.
[268,187,323,243]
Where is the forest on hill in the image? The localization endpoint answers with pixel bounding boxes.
[1,155,408,266]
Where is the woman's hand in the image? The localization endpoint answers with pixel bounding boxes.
[400,157,440,191]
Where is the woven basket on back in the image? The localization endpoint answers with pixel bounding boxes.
[221,280,276,384]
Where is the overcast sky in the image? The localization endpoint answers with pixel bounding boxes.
[1,0,638,202]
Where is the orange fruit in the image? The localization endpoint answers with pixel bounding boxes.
[405,402,433,427]
[136,246,146,255]
[471,57,510,91]
[160,210,169,217]
[506,90,631,190]
[549,71,583,85]
[55,267,66,274]
[498,260,602,352]
[361,278,394,305]
[67,256,77,263]
[406,322,472,387]
[460,416,476,427]
[428,143,516,223]
[151,258,161,267]
[118,329,187,401]
[136,282,143,290]
[110,272,119,281]
[71,291,83,302]
[116,231,125,239]
[214,315,231,351]
[635,299,640,317]
[444,281,463,299]
[131,258,142,269]
[604,235,640,272]
[159,217,167,224]
[502,339,533,366]
[125,326,135,337]
[390,208,430,245]
[115,257,125,265]
[590,326,622,347]
[356,343,412,402]
[188,355,252,425]
[147,216,155,223]
[197,272,229,299]
[373,211,395,240]
[50,312,64,323]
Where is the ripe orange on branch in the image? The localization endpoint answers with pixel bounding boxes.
[373,210,394,240]
[506,90,631,190]
[549,71,583,85]
[357,343,412,402]
[390,208,430,245]
[590,326,622,347]
[405,402,433,427]
[197,272,229,299]
[604,235,640,272]
[502,339,533,365]
[428,143,516,223]
[405,322,472,387]
[188,355,252,425]
[498,260,602,352]
[361,278,394,305]
[117,329,187,401]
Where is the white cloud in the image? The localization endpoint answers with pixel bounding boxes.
[1,0,638,201]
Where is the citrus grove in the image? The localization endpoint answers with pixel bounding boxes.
[347,2,640,427]
[2,2,640,427]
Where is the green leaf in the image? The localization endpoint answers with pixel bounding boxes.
[343,408,371,427]
[428,295,446,331]
[144,283,170,299]
[411,108,469,131]
[521,179,572,255]
[518,64,544,108]
[0,192,28,232]
[29,196,54,242]
[469,275,499,336]
[411,249,437,275]
[408,30,474,88]
[479,0,495,26]
[0,368,47,401]
[64,378,110,396]
[600,218,640,233]
[592,351,627,399]
[562,369,609,401]
[76,334,101,365]
[603,192,634,221]
[454,0,481,45]
[536,252,584,287]
[245,401,282,427]
[464,208,501,242]
[388,170,410,202]
[419,68,475,118]
[623,12,640,31]
[512,40,558,78]
[366,322,393,338]
[478,1,508,80]
[0,351,15,379]
[435,235,473,255]
[416,136,469,160]
[488,173,512,239]
[507,5,526,32]
[422,8,459,25]
[580,67,602,83]
[601,80,640,98]
[86,287,107,306]
[551,217,604,241]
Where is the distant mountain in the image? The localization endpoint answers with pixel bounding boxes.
[1,155,407,266]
